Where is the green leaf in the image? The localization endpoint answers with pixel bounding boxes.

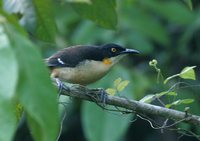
[165,99,194,108]
[3,0,56,42]
[114,77,122,87]
[181,99,194,104]
[0,19,18,141]
[15,35,59,141]
[71,0,117,29]
[139,94,155,103]
[183,0,193,10]
[82,102,132,141]
[157,91,177,97]
[91,65,135,99]
[141,1,195,25]
[0,99,17,141]
[166,92,177,96]
[164,66,196,84]
[33,0,57,42]
[180,66,196,80]
[4,23,59,141]
[117,80,129,92]
[141,91,178,104]
[106,88,116,96]
[0,25,18,99]
[165,100,181,108]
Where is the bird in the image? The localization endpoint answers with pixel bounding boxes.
[46,43,139,87]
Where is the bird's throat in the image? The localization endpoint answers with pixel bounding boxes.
[103,58,112,65]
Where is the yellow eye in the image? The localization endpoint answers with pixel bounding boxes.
[111,48,117,52]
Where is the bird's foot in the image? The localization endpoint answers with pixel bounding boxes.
[98,88,108,106]
[55,79,70,95]
[55,78,64,96]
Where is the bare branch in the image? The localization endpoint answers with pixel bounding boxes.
[59,84,200,126]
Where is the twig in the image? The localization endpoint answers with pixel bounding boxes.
[58,83,200,126]
[56,102,68,141]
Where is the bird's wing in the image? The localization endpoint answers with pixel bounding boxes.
[46,48,81,68]
[45,57,72,67]
[46,45,99,68]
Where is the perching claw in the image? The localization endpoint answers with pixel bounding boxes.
[99,88,108,106]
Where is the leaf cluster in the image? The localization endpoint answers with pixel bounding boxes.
[1,0,200,141]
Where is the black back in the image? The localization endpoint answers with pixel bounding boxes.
[46,43,126,68]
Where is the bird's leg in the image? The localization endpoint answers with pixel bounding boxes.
[55,78,64,96]
[55,78,71,96]
[99,88,108,106]
[91,88,108,105]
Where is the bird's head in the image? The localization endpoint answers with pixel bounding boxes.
[99,43,140,65]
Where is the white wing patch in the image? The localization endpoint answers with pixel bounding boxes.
[57,58,65,65]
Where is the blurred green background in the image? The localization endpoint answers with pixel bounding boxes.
[2,0,200,141]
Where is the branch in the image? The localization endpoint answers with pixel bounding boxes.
[60,84,200,126]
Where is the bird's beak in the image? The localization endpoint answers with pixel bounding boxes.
[120,48,140,55]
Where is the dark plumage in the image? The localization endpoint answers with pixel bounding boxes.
[46,45,102,68]
[46,43,128,68]
[46,43,139,85]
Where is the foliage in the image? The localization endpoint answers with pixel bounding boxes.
[165,99,194,108]
[164,66,196,84]
[141,60,196,109]
[82,102,132,141]
[106,77,130,96]
[71,0,117,29]
[1,0,200,141]
[0,8,59,141]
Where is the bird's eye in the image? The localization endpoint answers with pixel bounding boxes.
[111,48,117,53]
